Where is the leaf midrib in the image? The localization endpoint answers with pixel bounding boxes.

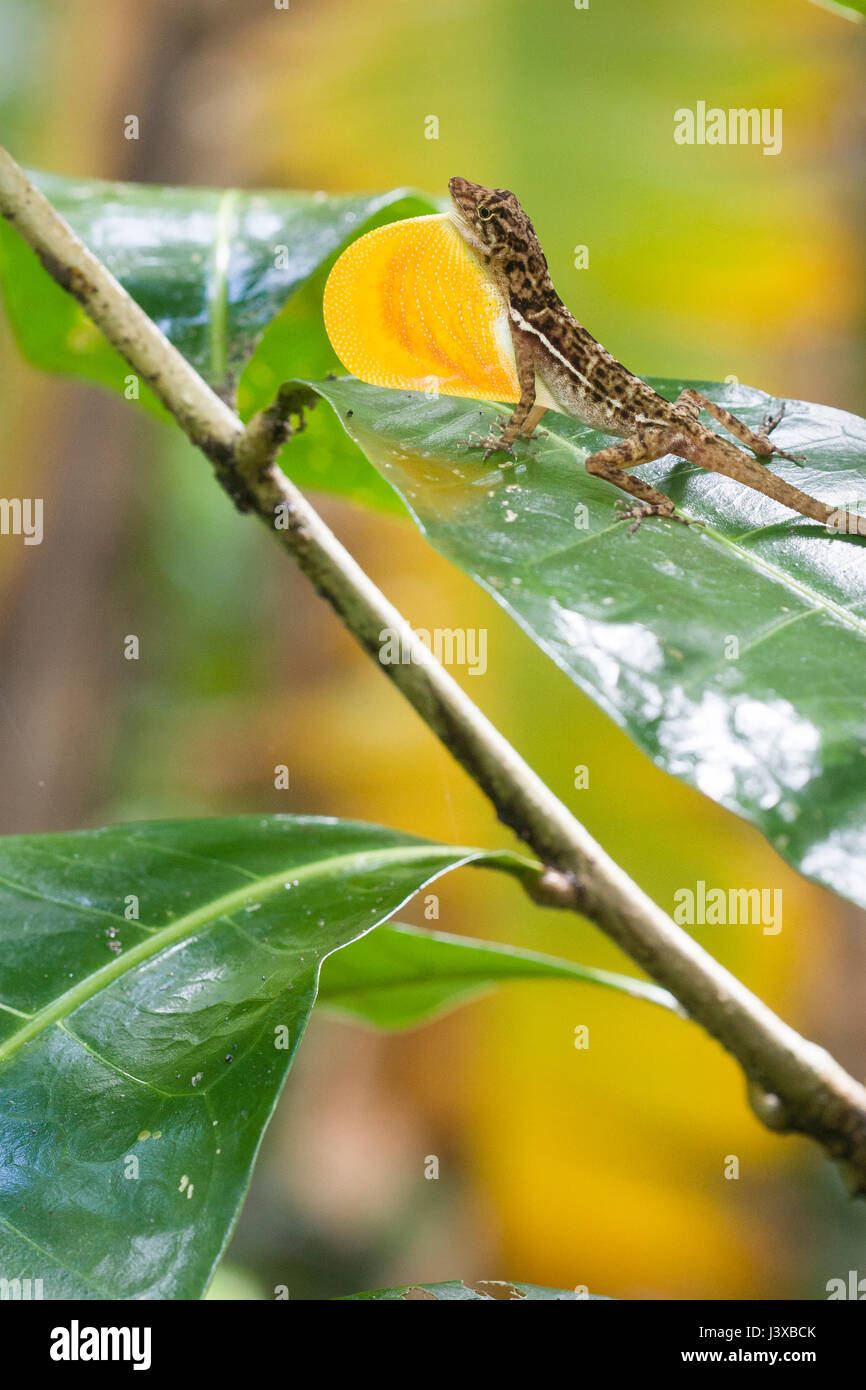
[208,188,239,383]
[323,967,673,1009]
[321,930,677,1009]
[0,842,478,1066]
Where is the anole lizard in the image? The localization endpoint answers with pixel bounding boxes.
[448,176,859,533]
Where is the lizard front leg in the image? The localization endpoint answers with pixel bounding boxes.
[469,324,538,459]
[586,427,700,531]
[675,388,800,464]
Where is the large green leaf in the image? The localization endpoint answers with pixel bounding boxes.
[0,171,434,396]
[341,1280,609,1300]
[319,922,678,1029]
[296,376,866,910]
[0,171,437,510]
[0,815,516,1299]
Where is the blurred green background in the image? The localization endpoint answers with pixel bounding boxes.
[0,0,864,1299]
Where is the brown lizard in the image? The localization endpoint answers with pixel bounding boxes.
[448,176,859,534]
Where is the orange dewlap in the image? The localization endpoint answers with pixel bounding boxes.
[323,212,521,403]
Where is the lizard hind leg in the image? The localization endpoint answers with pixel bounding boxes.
[676,428,836,525]
[675,388,802,464]
[586,428,701,532]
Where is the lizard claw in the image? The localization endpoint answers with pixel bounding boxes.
[614,501,704,536]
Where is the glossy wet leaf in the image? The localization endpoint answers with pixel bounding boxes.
[0,171,437,510]
[0,815,513,1299]
[341,1279,609,1300]
[298,375,866,910]
[318,922,678,1029]
[0,171,436,395]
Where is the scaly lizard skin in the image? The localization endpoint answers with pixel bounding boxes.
[449,176,858,533]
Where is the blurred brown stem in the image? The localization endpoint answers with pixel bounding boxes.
[2,143,866,1192]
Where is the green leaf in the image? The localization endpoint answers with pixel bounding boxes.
[0,171,434,396]
[0,815,513,1299]
[318,921,678,1029]
[341,1279,609,1300]
[297,375,866,910]
[0,171,437,511]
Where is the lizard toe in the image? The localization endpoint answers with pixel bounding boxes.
[614,501,703,535]
[468,429,517,461]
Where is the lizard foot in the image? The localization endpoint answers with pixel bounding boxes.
[758,402,805,465]
[614,501,704,536]
[761,401,787,435]
[467,429,517,462]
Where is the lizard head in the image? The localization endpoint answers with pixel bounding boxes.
[448,177,545,273]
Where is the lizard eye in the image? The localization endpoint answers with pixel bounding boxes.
[477,206,493,221]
